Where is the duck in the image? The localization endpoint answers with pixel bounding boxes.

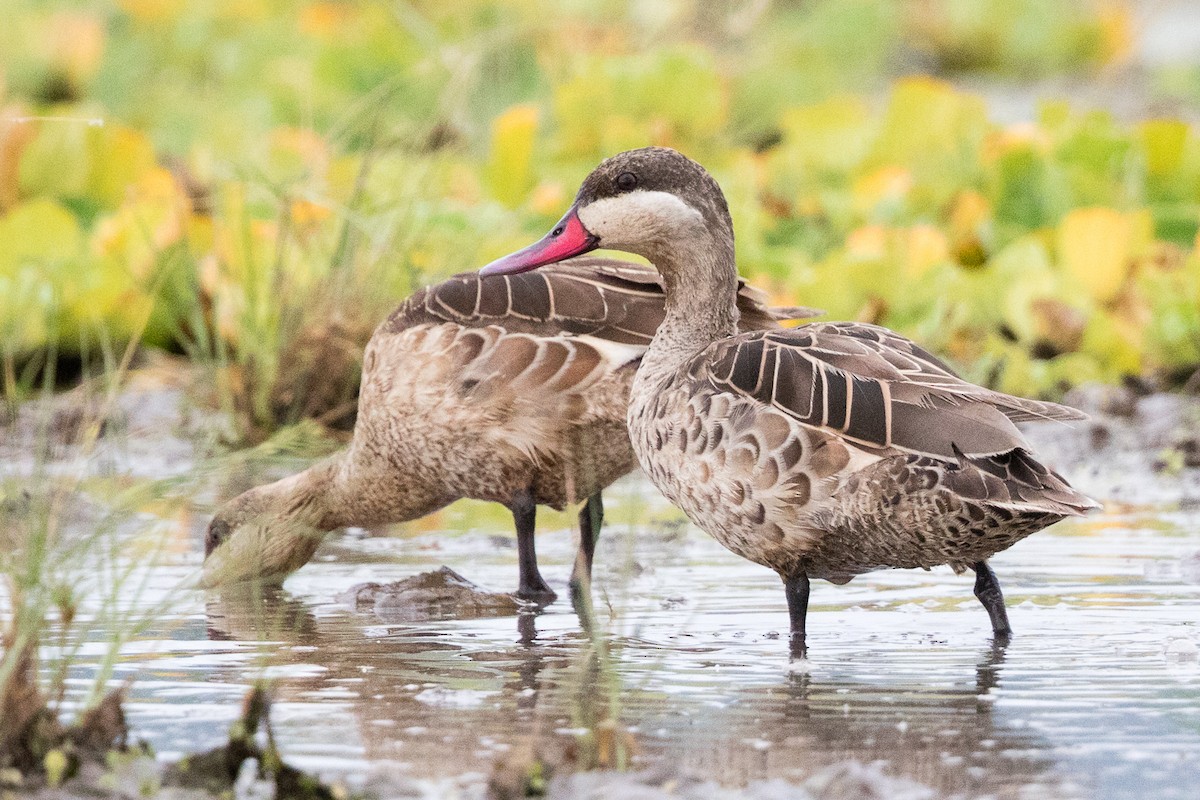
[201,255,814,603]
[479,147,1099,656]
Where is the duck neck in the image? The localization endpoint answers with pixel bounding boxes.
[636,226,739,388]
[289,441,450,531]
[266,454,355,533]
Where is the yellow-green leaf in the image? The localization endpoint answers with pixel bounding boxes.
[17,117,92,198]
[777,96,872,173]
[485,104,539,208]
[870,77,987,166]
[86,124,157,207]
[1139,119,1189,178]
[1056,207,1141,303]
[0,198,83,274]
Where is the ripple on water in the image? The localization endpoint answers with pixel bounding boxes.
[14,470,1200,800]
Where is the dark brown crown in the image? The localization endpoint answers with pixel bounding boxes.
[574,147,732,236]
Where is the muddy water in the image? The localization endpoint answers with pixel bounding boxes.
[65,473,1196,800]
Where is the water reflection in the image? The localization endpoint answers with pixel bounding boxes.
[74,496,1193,800]
[204,589,585,773]
[12,410,1195,798]
[627,641,1077,798]
[201,590,1075,797]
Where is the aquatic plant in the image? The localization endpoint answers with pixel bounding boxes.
[1,0,1195,442]
[0,327,176,779]
[166,683,344,799]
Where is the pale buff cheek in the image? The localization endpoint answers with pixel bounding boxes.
[579,192,706,252]
[201,521,323,585]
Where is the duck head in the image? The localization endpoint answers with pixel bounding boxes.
[481,147,733,277]
[200,475,327,588]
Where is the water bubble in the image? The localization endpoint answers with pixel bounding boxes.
[785,658,813,675]
[1165,637,1199,662]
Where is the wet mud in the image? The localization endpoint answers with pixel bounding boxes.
[336,567,528,622]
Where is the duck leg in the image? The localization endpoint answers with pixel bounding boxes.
[569,493,604,595]
[511,489,557,604]
[568,493,604,632]
[783,571,811,660]
[972,561,1012,641]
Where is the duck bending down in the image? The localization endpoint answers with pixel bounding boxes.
[480,147,1099,656]
[201,256,814,602]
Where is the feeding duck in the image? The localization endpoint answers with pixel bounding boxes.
[201,256,813,602]
[480,147,1099,656]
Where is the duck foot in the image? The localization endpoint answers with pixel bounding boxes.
[972,560,1012,638]
[515,581,558,606]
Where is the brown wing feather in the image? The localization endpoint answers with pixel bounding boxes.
[462,333,610,398]
[697,323,1089,460]
[384,257,820,345]
[812,322,1088,423]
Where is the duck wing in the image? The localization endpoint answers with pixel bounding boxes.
[455,327,625,401]
[373,260,821,465]
[384,257,819,345]
[808,322,1087,424]
[695,321,1088,461]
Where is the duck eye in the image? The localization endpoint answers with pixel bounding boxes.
[616,172,638,192]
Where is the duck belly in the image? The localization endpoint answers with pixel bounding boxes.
[803,454,1066,580]
[363,380,637,512]
[358,323,641,512]
[362,397,637,513]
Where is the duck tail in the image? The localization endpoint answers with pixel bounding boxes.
[950,445,1100,517]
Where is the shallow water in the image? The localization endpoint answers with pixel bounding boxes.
[44,473,1198,800]
[5,383,1200,799]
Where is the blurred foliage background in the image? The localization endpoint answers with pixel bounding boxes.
[2,0,1200,439]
